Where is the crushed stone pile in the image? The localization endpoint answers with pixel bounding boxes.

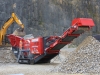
[0,47,16,63]
[51,50,69,63]
[51,46,76,63]
[51,36,100,73]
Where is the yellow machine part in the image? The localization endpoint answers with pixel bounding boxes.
[0,12,25,46]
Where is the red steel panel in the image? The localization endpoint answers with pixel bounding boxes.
[7,34,23,47]
[23,39,30,50]
[30,37,44,55]
[71,18,95,27]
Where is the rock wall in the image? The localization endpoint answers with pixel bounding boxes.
[0,0,99,42]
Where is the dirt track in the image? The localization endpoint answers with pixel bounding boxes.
[0,63,98,75]
[0,63,59,75]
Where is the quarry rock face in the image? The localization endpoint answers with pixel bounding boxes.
[0,0,99,45]
[0,0,99,36]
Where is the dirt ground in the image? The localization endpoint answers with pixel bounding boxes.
[0,63,99,75]
[0,62,58,75]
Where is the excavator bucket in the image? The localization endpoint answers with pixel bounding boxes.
[12,28,26,37]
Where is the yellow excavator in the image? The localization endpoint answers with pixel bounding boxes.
[0,12,25,46]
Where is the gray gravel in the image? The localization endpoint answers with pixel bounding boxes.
[0,47,16,63]
[51,36,100,74]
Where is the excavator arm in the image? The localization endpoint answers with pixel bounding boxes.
[11,13,24,29]
[0,12,25,46]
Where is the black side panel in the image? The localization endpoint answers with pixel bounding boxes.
[72,30,84,34]
[51,44,66,50]
[62,36,77,42]
[36,53,58,63]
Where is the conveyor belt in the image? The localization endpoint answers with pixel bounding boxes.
[47,27,89,50]
[35,27,92,63]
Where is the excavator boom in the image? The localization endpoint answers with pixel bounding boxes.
[0,12,25,46]
[11,13,24,28]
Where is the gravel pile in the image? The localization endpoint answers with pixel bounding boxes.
[0,47,16,63]
[51,50,69,63]
[51,36,100,73]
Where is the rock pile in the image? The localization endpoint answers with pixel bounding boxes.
[0,47,16,63]
[51,50,70,63]
[51,36,100,73]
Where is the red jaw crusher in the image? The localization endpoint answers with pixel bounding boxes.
[7,18,95,64]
